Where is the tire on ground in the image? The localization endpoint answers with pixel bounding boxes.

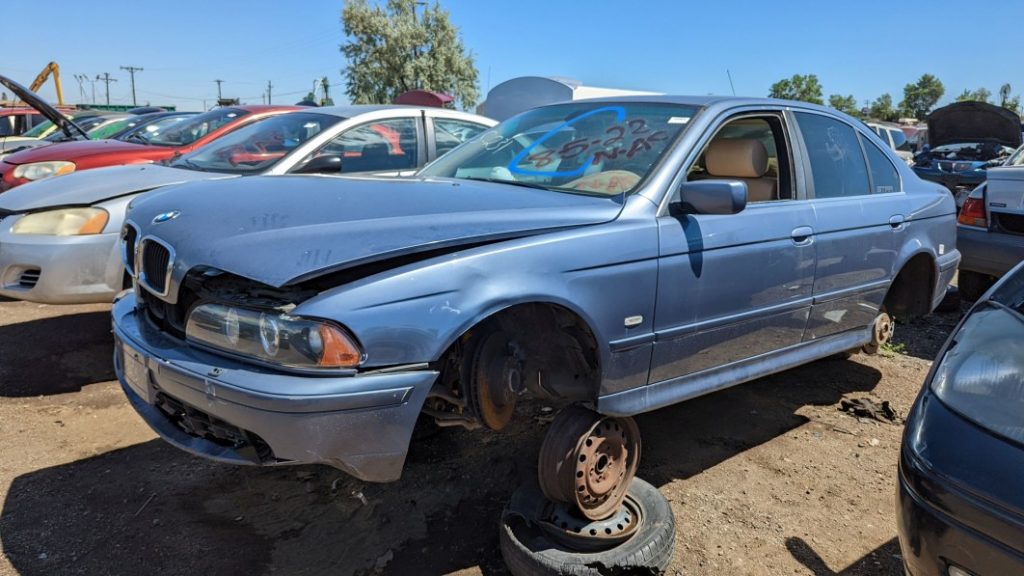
[500,478,675,576]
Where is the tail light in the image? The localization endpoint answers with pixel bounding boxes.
[958,185,987,228]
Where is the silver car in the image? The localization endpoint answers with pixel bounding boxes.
[0,105,495,304]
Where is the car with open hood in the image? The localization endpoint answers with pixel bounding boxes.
[0,104,301,191]
[113,96,958,566]
[912,101,1023,199]
[0,105,494,304]
[0,74,90,158]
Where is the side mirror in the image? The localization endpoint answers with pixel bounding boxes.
[293,154,344,174]
[677,180,747,215]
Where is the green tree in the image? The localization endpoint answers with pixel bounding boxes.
[340,0,479,108]
[900,74,945,120]
[999,83,1021,114]
[768,74,824,105]
[955,87,991,103]
[828,93,860,117]
[867,93,900,122]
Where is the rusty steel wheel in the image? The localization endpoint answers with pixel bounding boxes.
[466,327,519,430]
[538,405,641,521]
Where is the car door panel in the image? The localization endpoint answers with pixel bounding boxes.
[651,202,815,383]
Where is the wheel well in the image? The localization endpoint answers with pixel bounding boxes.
[883,253,935,319]
[428,302,602,429]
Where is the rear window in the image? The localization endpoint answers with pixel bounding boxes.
[860,135,901,194]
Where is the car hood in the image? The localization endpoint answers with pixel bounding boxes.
[128,175,625,288]
[927,102,1023,148]
[0,74,88,140]
[2,139,160,165]
[0,164,234,213]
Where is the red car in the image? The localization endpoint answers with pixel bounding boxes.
[0,105,300,191]
[0,106,75,137]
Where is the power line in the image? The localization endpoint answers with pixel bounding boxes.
[120,65,144,106]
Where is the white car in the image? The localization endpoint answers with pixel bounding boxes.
[866,122,914,165]
[0,105,495,304]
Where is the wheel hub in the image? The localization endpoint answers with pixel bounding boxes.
[538,406,641,520]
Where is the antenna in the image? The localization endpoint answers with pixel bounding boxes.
[726,69,736,96]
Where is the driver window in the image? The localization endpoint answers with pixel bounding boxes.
[306,117,419,174]
[686,115,794,202]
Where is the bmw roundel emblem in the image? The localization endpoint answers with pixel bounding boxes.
[152,210,181,224]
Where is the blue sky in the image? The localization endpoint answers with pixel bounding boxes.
[3,0,1022,112]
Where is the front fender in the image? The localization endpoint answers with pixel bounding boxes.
[293,216,661,394]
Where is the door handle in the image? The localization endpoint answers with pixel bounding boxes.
[791,226,814,245]
[889,215,905,228]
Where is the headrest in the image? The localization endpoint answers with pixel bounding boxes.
[705,138,768,178]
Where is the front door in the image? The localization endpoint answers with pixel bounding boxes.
[650,112,816,383]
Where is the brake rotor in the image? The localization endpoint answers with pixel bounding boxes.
[537,490,643,552]
[469,330,518,430]
[863,311,895,354]
[538,405,641,520]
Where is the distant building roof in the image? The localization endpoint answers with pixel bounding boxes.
[477,76,661,120]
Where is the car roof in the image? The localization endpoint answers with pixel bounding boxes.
[300,104,490,121]
[231,105,304,113]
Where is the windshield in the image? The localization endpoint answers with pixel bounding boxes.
[22,118,59,138]
[420,102,699,195]
[87,118,133,140]
[172,112,339,174]
[119,115,192,143]
[143,107,250,147]
[43,115,120,142]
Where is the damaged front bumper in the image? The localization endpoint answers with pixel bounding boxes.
[112,293,438,482]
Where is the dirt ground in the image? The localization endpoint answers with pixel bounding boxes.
[0,297,964,576]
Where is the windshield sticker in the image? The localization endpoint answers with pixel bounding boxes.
[508,105,626,177]
[668,117,690,124]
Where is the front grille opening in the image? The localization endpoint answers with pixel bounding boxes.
[154,391,274,463]
[995,212,1024,236]
[123,225,138,275]
[18,269,40,288]
[141,240,171,294]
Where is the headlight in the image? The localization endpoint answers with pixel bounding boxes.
[931,304,1024,444]
[11,207,109,235]
[12,161,76,181]
[185,303,363,369]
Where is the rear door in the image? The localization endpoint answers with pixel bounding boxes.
[793,111,906,340]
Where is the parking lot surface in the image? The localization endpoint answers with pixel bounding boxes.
[0,299,962,575]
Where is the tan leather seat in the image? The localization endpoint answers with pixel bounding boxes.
[704,138,778,202]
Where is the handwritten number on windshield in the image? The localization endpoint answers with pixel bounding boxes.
[508,105,627,177]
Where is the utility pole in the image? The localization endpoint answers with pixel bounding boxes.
[214,79,224,100]
[96,73,117,105]
[266,80,273,104]
[120,65,143,106]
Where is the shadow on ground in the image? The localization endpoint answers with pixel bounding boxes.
[787,536,903,575]
[1,354,888,576]
[0,311,115,397]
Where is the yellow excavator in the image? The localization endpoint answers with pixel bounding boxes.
[28,61,64,106]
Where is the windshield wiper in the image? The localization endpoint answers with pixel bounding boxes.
[124,132,149,144]
[461,176,552,191]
